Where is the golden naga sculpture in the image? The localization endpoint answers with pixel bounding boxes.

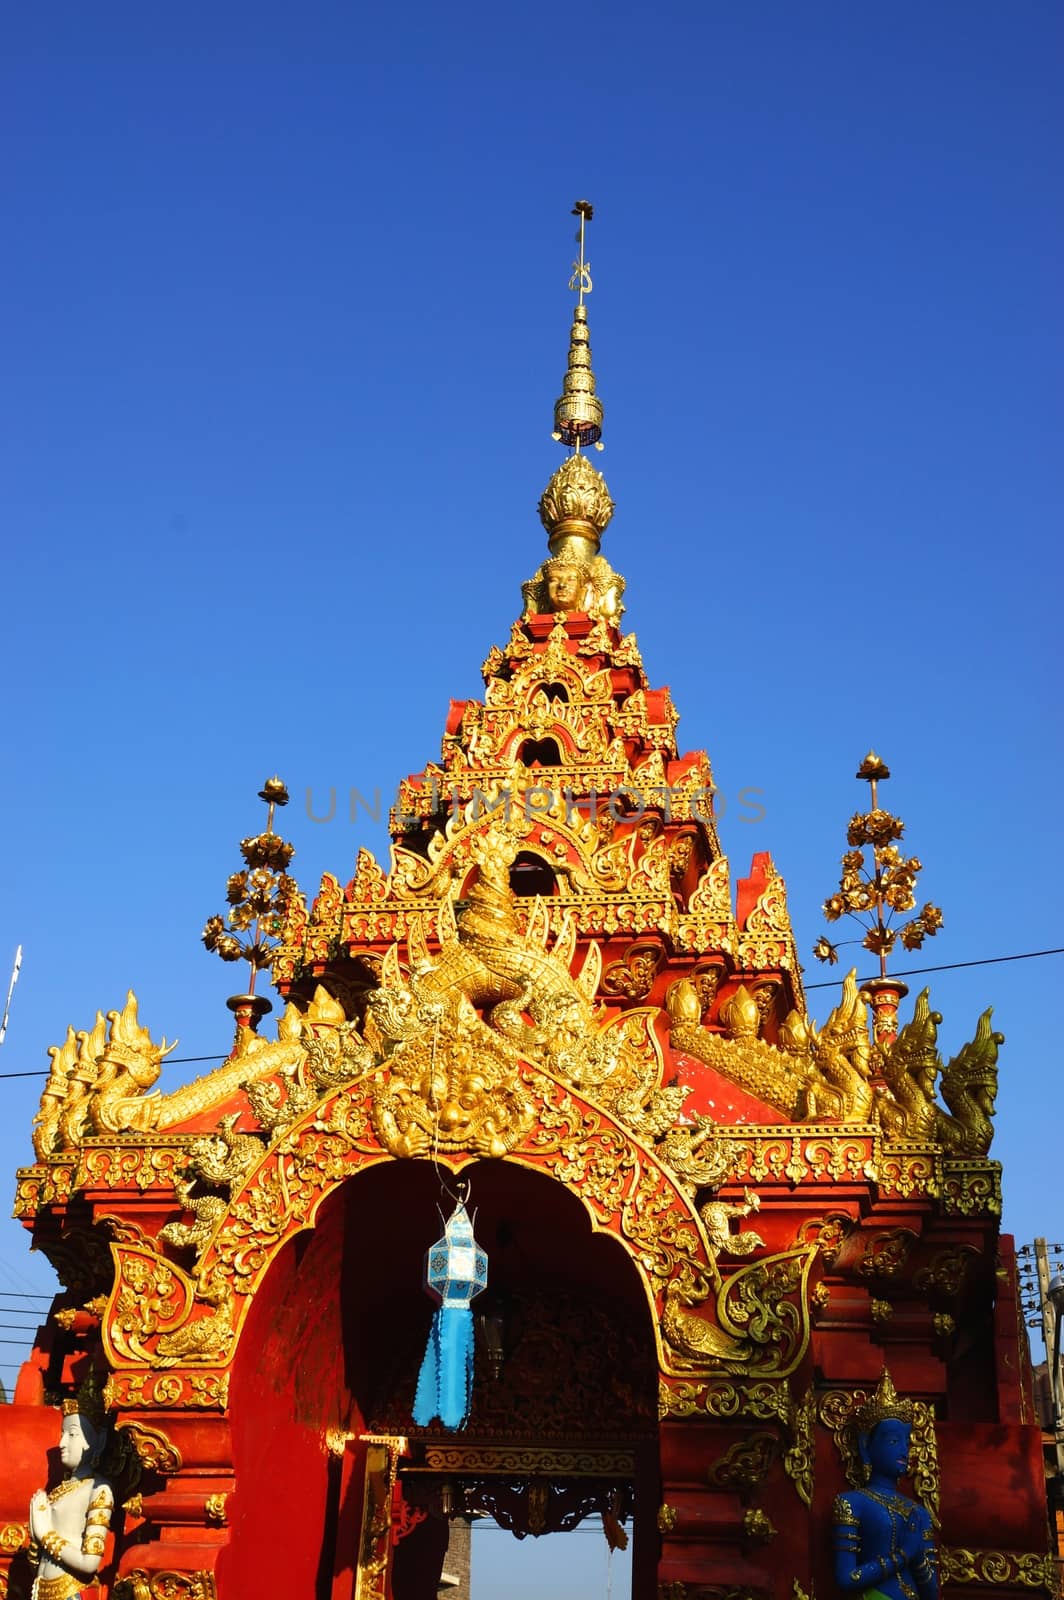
[938,1007,1003,1156]
[364,821,687,1152]
[665,969,876,1124]
[871,989,1001,1156]
[33,992,179,1151]
[159,1116,267,1263]
[32,988,372,1149]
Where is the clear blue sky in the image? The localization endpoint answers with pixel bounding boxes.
[1,0,1060,1453]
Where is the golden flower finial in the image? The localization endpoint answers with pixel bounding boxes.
[538,452,615,547]
[202,778,296,1002]
[815,754,943,980]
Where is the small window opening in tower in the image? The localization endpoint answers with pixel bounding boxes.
[517,736,563,768]
[509,852,558,898]
[541,682,570,704]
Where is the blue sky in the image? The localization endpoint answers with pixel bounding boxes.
[1,0,1060,1457]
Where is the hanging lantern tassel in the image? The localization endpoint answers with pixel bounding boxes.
[413,1199,488,1430]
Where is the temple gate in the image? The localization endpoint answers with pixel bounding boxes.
[0,204,1056,1600]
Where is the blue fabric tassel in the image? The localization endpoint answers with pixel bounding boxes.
[413,1304,475,1429]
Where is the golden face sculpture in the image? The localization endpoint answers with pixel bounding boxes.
[544,561,588,612]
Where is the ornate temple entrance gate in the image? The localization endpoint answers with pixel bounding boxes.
[6,203,1051,1600]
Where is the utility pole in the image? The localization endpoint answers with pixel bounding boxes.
[1019,1237,1064,1552]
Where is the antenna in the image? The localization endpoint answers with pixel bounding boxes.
[0,946,22,1047]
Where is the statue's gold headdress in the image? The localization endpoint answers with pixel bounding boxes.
[853,1369,914,1433]
[61,1366,107,1430]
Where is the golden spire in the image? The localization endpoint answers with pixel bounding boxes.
[538,201,615,558]
[551,200,605,450]
[524,203,624,626]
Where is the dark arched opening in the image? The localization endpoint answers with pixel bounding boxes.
[508,851,558,898]
[516,736,563,768]
[222,1157,659,1600]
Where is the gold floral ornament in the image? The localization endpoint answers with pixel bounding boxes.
[202,778,295,983]
[815,753,942,977]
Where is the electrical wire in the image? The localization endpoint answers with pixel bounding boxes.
[803,946,1063,991]
[0,947,1059,1084]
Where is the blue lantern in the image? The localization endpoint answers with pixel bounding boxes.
[412,1200,488,1430]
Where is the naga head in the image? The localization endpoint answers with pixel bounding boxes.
[886,988,942,1097]
[101,990,176,1089]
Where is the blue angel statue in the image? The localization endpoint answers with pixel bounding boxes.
[832,1372,938,1599]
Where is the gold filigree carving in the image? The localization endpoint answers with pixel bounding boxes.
[737,856,800,973]
[422,1445,634,1476]
[661,1248,813,1378]
[939,1548,1058,1588]
[796,1213,855,1268]
[742,1507,777,1544]
[601,940,666,1001]
[0,1525,26,1554]
[114,1573,218,1600]
[657,1379,789,1423]
[706,1431,777,1491]
[105,1245,234,1369]
[914,1245,979,1297]
[203,1494,228,1526]
[941,1160,1002,1217]
[856,1228,917,1280]
[103,1371,229,1410]
[120,1422,183,1475]
[783,1384,815,1507]
[657,1503,677,1532]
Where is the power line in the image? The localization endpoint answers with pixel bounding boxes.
[0,1054,226,1083]
[803,947,1064,991]
[0,1292,51,1300]
[0,947,1060,1085]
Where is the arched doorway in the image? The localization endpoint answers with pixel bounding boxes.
[221,1158,660,1600]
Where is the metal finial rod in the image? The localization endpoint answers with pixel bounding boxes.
[570,200,594,306]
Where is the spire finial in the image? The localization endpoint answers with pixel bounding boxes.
[552,200,604,452]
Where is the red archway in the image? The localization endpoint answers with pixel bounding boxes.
[220,1160,660,1600]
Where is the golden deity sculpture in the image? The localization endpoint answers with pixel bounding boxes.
[28,1378,113,1600]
